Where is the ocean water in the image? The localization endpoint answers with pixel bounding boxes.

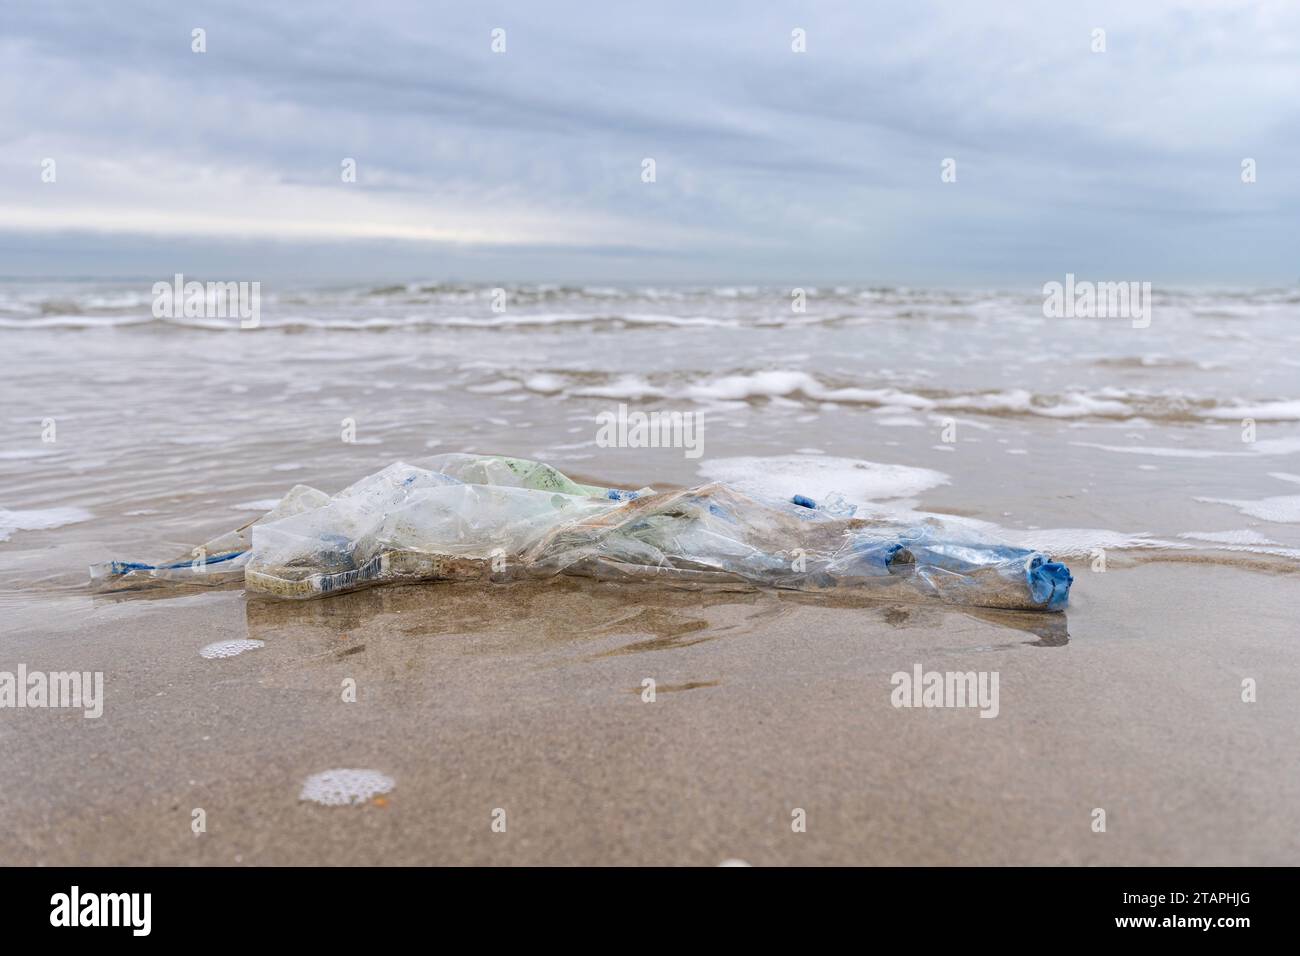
[1,280,1299,597]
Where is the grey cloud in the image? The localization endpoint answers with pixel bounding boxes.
[0,0,1296,282]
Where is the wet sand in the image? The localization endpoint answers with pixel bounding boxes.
[2,560,1297,866]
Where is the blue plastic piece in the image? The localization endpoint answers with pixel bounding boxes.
[108,549,247,574]
[1027,554,1073,611]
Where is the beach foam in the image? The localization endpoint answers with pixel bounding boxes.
[1004,528,1172,556]
[1195,495,1300,524]
[698,455,949,508]
[493,366,1300,426]
[299,769,395,807]
[1178,530,1280,546]
[1202,400,1300,421]
[0,506,93,542]
[199,639,265,660]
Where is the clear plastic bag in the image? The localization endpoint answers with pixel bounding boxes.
[91,455,1072,611]
[88,484,330,591]
[519,483,1071,610]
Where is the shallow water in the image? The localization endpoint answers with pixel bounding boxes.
[1,280,1298,598]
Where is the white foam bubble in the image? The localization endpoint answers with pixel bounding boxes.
[665,372,1147,420]
[571,376,664,400]
[698,455,949,507]
[199,639,265,660]
[1195,494,1300,523]
[1202,400,1300,421]
[682,371,931,408]
[942,388,1129,418]
[0,506,93,542]
[523,373,566,394]
[1178,530,1280,546]
[1006,528,1171,556]
[299,769,395,807]
[1032,393,1133,418]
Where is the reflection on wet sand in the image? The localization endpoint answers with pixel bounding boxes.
[959,606,1070,647]
[875,601,1068,647]
[243,577,782,662]
[92,580,244,604]
[242,576,1069,663]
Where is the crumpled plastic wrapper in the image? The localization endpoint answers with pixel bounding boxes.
[91,454,1072,611]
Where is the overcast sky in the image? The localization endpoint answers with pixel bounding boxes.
[1,0,1296,283]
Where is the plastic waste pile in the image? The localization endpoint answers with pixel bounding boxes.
[91,453,1072,611]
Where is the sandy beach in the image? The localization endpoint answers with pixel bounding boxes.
[3,553,1296,866]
